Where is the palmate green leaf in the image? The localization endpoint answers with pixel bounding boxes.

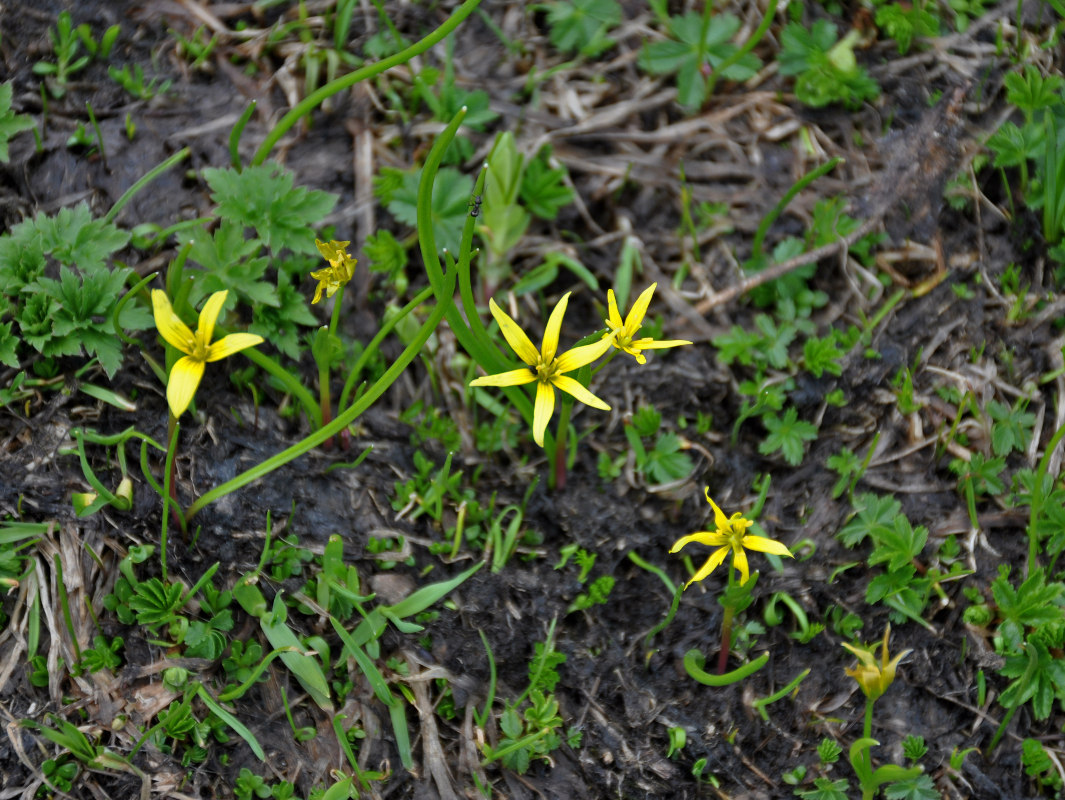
[988,399,1035,456]
[180,222,278,310]
[999,639,1065,719]
[0,81,35,163]
[875,3,939,54]
[1004,65,1065,121]
[520,148,574,220]
[868,516,927,572]
[251,268,316,360]
[796,777,851,800]
[544,0,622,57]
[387,166,472,254]
[883,773,941,800]
[35,203,130,273]
[759,407,818,466]
[0,220,47,295]
[992,566,1065,650]
[987,121,1042,169]
[778,21,879,109]
[0,322,18,368]
[838,493,902,547]
[641,12,761,108]
[203,163,337,255]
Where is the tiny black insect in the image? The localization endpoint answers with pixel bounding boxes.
[468,194,482,217]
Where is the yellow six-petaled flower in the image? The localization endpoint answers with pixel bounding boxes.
[842,625,911,703]
[670,489,793,587]
[470,292,615,447]
[311,238,357,304]
[152,289,264,419]
[604,283,692,364]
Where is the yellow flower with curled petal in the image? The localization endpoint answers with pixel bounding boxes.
[152,289,264,418]
[842,625,911,703]
[471,292,615,447]
[604,283,692,364]
[670,489,793,587]
[311,238,357,304]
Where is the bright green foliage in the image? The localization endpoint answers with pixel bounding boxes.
[867,516,928,572]
[543,0,622,56]
[364,229,408,285]
[883,773,940,800]
[624,408,695,485]
[1005,65,1065,123]
[108,63,171,100]
[988,399,1035,456]
[520,147,575,220]
[568,575,615,613]
[33,11,91,97]
[181,222,276,309]
[0,203,148,375]
[999,638,1065,720]
[0,82,34,163]
[838,493,903,547]
[803,334,844,378]
[1022,738,1065,793]
[378,165,472,254]
[759,407,818,465]
[640,12,761,109]
[950,452,1006,497]
[874,1,939,54]
[902,735,928,762]
[203,164,338,255]
[529,641,567,693]
[827,446,861,498]
[250,266,318,361]
[79,635,123,673]
[817,738,843,764]
[778,21,879,109]
[714,313,796,370]
[794,777,850,800]
[991,566,1064,651]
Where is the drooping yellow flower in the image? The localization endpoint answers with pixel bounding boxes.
[152,289,264,418]
[311,238,357,304]
[604,283,692,364]
[670,489,793,587]
[842,625,911,703]
[471,292,615,447]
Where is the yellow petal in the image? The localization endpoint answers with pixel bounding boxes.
[733,545,750,584]
[632,337,693,350]
[532,381,555,447]
[741,534,793,557]
[554,334,614,373]
[551,374,609,411]
[669,529,729,553]
[625,283,657,334]
[606,289,624,330]
[312,281,325,305]
[197,291,229,344]
[489,298,540,367]
[167,356,205,418]
[686,546,730,586]
[152,290,195,354]
[705,489,730,532]
[470,368,536,387]
[841,642,877,667]
[541,292,570,364]
[206,332,264,362]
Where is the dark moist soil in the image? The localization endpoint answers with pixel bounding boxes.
[0,1,1056,798]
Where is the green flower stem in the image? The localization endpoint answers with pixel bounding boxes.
[251,0,484,167]
[161,421,181,577]
[240,346,321,428]
[1028,419,1065,576]
[338,285,433,411]
[751,157,843,261]
[184,268,457,521]
[684,649,768,686]
[752,668,810,721]
[627,551,679,596]
[70,430,131,511]
[104,147,190,224]
[229,100,256,170]
[417,110,537,442]
[551,397,574,490]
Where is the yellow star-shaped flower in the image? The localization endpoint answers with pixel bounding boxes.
[604,283,692,364]
[670,489,793,586]
[842,625,911,702]
[311,238,357,304]
[471,292,615,447]
[152,289,264,418]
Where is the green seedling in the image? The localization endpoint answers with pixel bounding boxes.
[778,20,879,109]
[623,405,695,486]
[567,575,615,613]
[874,0,939,54]
[109,63,172,100]
[170,25,218,70]
[666,726,686,758]
[33,12,91,97]
[0,82,34,163]
[639,7,761,109]
[540,0,621,57]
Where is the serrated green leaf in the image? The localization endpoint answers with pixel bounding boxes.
[204,163,337,255]
[838,493,902,547]
[387,166,472,254]
[0,82,35,163]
